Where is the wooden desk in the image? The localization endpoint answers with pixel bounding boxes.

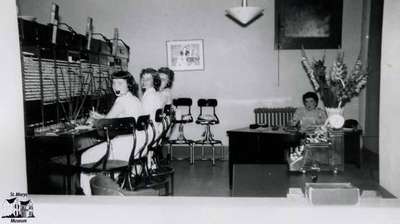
[26,128,102,194]
[227,127,302,189]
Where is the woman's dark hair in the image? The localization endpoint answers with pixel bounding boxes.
[302,91,319,105]
[111,71,138,96]
[139,68,161,91]
[158,67,175,88]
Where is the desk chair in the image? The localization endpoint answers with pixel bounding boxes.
[194,98,223,166]
[163,104,174,137]
[79,117,136,181]
[167,98,194,164]
[148,108,175,195]
[123,115,169,195]
[90,174,158,196]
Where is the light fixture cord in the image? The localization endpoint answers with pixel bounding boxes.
[242,0,247,7]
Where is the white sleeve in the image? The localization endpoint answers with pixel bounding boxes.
[143,92,163,116]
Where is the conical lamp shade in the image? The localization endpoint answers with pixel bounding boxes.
[226,6,264,25]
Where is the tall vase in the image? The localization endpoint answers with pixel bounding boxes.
[325,107,345,129]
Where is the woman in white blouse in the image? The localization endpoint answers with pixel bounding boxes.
[158,67,175,107]
[140,68,164,169]
[140,68,164,120]
[292,91,327,132]
[80,71,144,195]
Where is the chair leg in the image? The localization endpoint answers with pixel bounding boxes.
[201,146,206,160]
[190,144,194,165]
[170,173,174,196]
[212,145,215,166]
[170,144,173,161]
[165,181,170,196]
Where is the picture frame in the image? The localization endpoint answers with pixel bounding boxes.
[166,39,204,71]
[275,0,343,49]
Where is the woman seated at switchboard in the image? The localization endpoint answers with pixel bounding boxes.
[139,68,164,169]
[140,68,164,121]
[158,67,175,107]
[291,91,327,132]
[80,71,145,195]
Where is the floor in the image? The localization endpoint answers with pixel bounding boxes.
[169,154,393,198]
[170,160,230,197]
[38,147,393,198]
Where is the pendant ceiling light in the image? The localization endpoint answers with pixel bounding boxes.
[226,0,264,25]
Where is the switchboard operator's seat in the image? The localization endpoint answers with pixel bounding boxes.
[121,115,169,196]
[79,117,136,180]
[194,98,223,166]
[167,98,194,163]
[148,108,175,195]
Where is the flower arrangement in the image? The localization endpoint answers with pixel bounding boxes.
[300,49,368,108]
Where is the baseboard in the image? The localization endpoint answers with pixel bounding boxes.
[378,185,397,198]
[162,145,229,161]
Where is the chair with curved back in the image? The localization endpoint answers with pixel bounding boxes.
[194,98,223,166]
[79,117,136,181]
[162,104,174,137]
[148,108,175,195]
[167,98,195,164]
[122,114,169,195]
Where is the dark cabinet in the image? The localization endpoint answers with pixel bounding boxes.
[344,129,362,168]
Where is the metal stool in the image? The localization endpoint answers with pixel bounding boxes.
[194,99,223,165]
[167,98,194,163]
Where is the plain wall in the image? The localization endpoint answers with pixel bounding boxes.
[380,0,400,198]
[0,0,27,194]
[18,0,364,144]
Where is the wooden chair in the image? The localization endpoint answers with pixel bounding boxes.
[148,108,175,195]
[79,117,136,180]
[123,115,170,195]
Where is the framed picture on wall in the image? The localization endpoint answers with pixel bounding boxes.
[275,0,343,49]
[166,39,204,71]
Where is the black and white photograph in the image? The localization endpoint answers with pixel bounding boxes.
[2,0,400,223]
[275,0,343,49]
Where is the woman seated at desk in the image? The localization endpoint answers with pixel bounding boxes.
[80,71,145,195]
[291,92,327,132]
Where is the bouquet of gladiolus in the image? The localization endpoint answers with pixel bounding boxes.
[300,49,367,108]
